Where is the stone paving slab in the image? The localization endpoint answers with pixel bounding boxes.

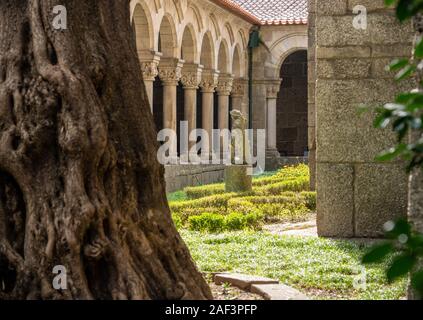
[214,273,279,290]
[250,284,309,300]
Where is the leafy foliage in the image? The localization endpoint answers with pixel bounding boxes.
[362,219,423,291]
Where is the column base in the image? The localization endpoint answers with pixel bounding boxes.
[265,149,281,171]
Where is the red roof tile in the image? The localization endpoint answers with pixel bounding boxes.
[216,0,308,25]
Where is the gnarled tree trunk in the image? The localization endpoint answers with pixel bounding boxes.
[0,0,212,300]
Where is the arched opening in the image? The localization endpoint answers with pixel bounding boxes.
[200,32,214,69]
[181,25,197,63]
[154,15,178,139]
[132,3,152,52]
[277,50,308,157]
[215,41,230,132]
[229,46,242,129]
[232,45,242,78]
[158,15,176,58]
[217,41,229,74]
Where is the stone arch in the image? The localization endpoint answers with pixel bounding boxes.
[232,44,243,77]
[187,3,204,31]
[276,50,308,157]
[131,1,154,51]
[224,23,235,45]
[200,31,215,69]
[209,14,221,39]
[237,29,248,50]
[172,0,184,23]
[270,33,308,78]
[217,39,230,74]
[181,24,198,63]
[158,14,178,58]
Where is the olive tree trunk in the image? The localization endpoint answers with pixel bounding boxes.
[0,0,212,300]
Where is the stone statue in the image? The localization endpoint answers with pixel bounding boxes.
[225,110,253,192]
[230,110,249,165]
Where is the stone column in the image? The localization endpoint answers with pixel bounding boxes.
[181,63,203,150]
[216,74,233,160]
[158,58,184,159]
[139,50,161,112]
[216,74,234,131]
[231,78,248,117]
[200,69,219,158]
[266,80,282,159]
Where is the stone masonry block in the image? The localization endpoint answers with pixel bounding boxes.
[354,163,408,237]
[317,58,371,79]
[317,163,355,238]
[317,14,411,47]
[317,46,371,59]
[316,0,347,15]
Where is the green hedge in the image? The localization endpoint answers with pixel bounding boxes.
[188,212,263,233]
[170,164,315,232]
[255,176,310,195]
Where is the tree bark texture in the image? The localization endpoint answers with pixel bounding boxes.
[0,0,212,300]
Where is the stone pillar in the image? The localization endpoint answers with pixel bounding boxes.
[181,64,203,150]
[216,74,234,131]
[216,74,233,160]
[266,80,281,157]
[158,58,184,158]
[139,50,161,112]
[232,78,247,114]
[315,0,412,238]
[200,69,219,158]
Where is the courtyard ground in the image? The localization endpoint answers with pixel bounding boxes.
[167,166,407,300]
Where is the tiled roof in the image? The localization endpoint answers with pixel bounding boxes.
[218,0,308,25]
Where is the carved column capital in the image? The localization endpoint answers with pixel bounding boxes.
[232,78,248,97]
[266,79,282,99]
[158,58,184,85]
[139,50,161,81]
[216,73,234,96]
[141,61,159,81]
[200,69,219,93]
[181,63,203,89]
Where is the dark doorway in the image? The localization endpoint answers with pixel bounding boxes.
[277,50,308,157]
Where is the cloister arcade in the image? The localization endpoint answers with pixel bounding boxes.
[129,0,309,190]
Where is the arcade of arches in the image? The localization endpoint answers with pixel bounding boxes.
[130,0,310,191]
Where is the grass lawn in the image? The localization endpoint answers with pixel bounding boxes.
[181,230,407,300]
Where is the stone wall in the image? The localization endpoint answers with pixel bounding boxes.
[315,0,413,237]
[164,165,225,193]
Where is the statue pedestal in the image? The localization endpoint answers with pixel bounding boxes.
[225,165,253,193]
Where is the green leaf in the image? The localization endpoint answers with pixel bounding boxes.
[411,270,423,295]
[388,58,409,71]
[387,254,416,282]
[396,92,420,104]
[376,144,407,162]
[415,37,423,58]
[395,64,416,81]
[387,219,412,238]
[362,243,393,264]
[384,0,396,5]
